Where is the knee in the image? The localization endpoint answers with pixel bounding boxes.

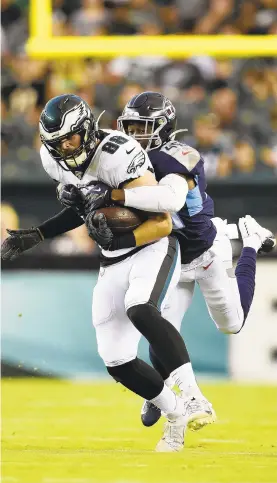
[224,318,245,334]
[106,358,137,383]
[98,340,137,367]
[127,303,158,327]
[217,317,244,335]
[210,302,245,335]
[99,343,137,366]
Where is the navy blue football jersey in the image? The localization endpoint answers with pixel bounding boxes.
[148,140,216,264]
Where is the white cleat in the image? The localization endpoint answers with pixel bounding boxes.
[156,415,187,453]
[239,215,276,253]
[184,397,216,432]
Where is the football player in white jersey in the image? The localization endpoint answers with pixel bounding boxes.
[1,94,215,452]
[81,91,276,427]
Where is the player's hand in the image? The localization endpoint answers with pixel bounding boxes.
[1,228,44,261]
[85,212,114,250]
[57,184,85,215]
[82,182,112,216]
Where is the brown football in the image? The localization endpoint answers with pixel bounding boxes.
[94,206,148,234]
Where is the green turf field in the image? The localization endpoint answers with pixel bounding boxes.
[2,379,276,483]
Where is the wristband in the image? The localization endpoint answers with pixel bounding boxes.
[110,232,136,250]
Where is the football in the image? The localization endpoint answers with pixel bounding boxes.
[94,206,148,234]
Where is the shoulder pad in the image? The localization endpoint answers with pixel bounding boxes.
[40,145,60,181]
[97,129,110,142]
[161,141,201,170]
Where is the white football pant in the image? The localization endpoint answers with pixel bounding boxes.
[163,218,244,335]
[92,237,181,367]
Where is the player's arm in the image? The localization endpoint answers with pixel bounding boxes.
[133,213,172,247]
[110,147,201,213]
[87,209,172,250]
[119,171,172,246]
[111,173,189,213]
[1,185,85,261]
[1,143,92,261]
[86,171,173,250]
[1,207,84,261]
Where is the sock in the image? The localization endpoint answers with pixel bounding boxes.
[164,375,175,389]
[243,233,261,252]
[169,362,204,399]
[107,358,164,400]
[150,384,179,419]
[235,247,257,327]
[127,304,190,374]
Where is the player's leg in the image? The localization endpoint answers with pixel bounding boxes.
[198,215,276,334]
[140,282,195,427]
[125,237,191,380]
[92,257,188,452]
[234,215,275,326]
[153,281,197,392]
[125,237,183,362]
[125,236,215,437]
[164,280,215,430]
[142,280,215,430]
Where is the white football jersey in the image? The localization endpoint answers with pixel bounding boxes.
[40,129,154,257]
[40,129,152,188]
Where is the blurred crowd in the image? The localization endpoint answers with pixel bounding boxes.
[2,0,277,182]
[1,1,277,254]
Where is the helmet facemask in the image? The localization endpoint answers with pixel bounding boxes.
[117,116,167,151]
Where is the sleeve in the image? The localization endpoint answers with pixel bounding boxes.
[124,173,188,213]
[38,207,84,239]
[97,133,152,188]
[157,142,203,178]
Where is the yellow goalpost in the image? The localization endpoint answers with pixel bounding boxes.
[27,0,277,59]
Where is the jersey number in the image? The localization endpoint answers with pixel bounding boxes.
[164,141,181,152]
[102,135,128,154]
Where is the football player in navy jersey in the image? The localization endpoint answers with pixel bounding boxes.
[106,91,275,426]
[64,92,274,428]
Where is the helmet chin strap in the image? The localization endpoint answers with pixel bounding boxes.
[64,149,87,169]
[169,129,188,140]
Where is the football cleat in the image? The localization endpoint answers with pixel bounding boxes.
[156,415,187,453]
[239,215,276,253]
[141,400,161,427]
[184,397,216,432]
[258,237,276,254]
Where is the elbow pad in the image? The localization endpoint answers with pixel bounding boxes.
[124,174,188,213]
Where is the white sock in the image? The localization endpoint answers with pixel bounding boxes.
[150,384,178,415]
[243,233,261,252]
[164,375,174,389]
[170,363,204,400]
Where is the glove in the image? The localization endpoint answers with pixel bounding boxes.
[85,212,114,250]
[1,228,44,261]
[85,212,137,251]
[57,184,85,216]
[82,182,112,216]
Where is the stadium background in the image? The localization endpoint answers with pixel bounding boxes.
[1,1,277,482]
